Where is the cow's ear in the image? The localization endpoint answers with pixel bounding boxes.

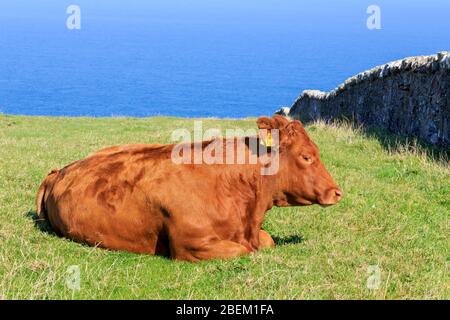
[256,116,275,129]
[257,115,290,129]
[287,119,306,134]
[272,115,290,129]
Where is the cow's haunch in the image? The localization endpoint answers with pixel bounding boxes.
[36,116,342,261]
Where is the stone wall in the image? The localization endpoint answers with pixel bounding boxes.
[287,52,450,147]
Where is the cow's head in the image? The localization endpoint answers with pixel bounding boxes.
[257,115,343,207]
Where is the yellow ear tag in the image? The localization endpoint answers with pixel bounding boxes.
[265,131,272,147]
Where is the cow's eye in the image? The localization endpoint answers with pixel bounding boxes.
[302,155,313,164]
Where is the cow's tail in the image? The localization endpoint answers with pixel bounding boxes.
[36,169,59,220]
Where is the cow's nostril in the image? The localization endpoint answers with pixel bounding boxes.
[335,189,343,198]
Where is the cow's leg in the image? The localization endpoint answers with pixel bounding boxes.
[173,239,250,262]
[258,230,275,249]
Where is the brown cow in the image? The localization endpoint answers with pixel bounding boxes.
[36,115,342,261]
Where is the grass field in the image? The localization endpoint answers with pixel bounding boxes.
[0,114,448,300]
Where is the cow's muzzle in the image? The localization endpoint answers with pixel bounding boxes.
[318,188,343,206]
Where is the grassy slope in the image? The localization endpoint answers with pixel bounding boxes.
[0,115,448,300]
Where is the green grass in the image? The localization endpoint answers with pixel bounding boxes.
[0,114,448,300]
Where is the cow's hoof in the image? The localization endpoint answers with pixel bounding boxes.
[259,230,275,249]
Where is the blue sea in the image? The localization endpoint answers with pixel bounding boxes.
[1,0,449,118]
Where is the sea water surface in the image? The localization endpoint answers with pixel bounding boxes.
[1,0,449,118]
